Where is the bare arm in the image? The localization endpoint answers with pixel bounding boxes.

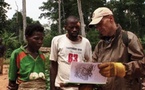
[50,61,58,90]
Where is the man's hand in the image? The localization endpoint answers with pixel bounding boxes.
[98,62,126,77]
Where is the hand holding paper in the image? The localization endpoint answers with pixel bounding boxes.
[98,62,126,77]
[68,62,107,84]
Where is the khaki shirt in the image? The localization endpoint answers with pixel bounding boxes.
[93,26,144,90]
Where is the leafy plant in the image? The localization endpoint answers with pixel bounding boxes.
[44,55,50,90]
[0,30,20,58]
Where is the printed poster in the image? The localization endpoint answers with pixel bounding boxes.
[68,62,107,84]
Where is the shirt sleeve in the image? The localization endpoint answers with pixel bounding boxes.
[124,32,145,78]
[8,50,19,81]
[124,58,145,78]
[127,31,144,61]
[49,37,58,61]
[84,39,93,62]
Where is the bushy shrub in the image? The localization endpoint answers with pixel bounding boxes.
[45,55,50,90]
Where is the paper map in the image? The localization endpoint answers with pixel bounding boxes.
[68,62,107,84]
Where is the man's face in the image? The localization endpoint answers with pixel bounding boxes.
[65,20,81,38]
[95,15,113,36]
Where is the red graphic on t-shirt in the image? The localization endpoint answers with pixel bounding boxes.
[68,53,78,63]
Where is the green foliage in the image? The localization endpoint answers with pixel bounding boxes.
[39,0,106,34]
[5,11,42,43]
[39,0,145,47]
[7,11,41,33]
[0,30,20,58]
[0,1,10,32]
[106,0,145,38]
[86,29,100,51]
[2,0,145,59]
[43,24,60,47]
[43,31,53,47]
[44,55,50,90]
[141,35,145,50]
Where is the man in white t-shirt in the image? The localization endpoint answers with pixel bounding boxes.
[49,16,93,90]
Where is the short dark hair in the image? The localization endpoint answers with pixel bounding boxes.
[65,16,80,25]
[25,24,44,36]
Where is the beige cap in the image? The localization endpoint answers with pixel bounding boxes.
[89,7,113,28]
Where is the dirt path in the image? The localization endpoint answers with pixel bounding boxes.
[0,65,9,90]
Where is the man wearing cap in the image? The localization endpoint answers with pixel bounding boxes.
[89,7,144,90]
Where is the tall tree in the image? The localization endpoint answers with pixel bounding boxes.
[39,0,106,33]
[58,0,61,34]
[22,0,26,42]
[77,0,86,37]
[0,1,10,32]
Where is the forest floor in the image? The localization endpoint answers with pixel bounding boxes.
[0,65,9,90]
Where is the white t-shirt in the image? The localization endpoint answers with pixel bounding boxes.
[49,34,92,87]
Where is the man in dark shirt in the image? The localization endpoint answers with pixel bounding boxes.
[0,38,6,74]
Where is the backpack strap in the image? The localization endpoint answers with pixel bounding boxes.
[122,31,130,47]
[122,31,131,62]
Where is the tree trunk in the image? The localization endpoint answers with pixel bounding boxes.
[58,0,61,34]
[22,0,26,42]
[77,0,86,37]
